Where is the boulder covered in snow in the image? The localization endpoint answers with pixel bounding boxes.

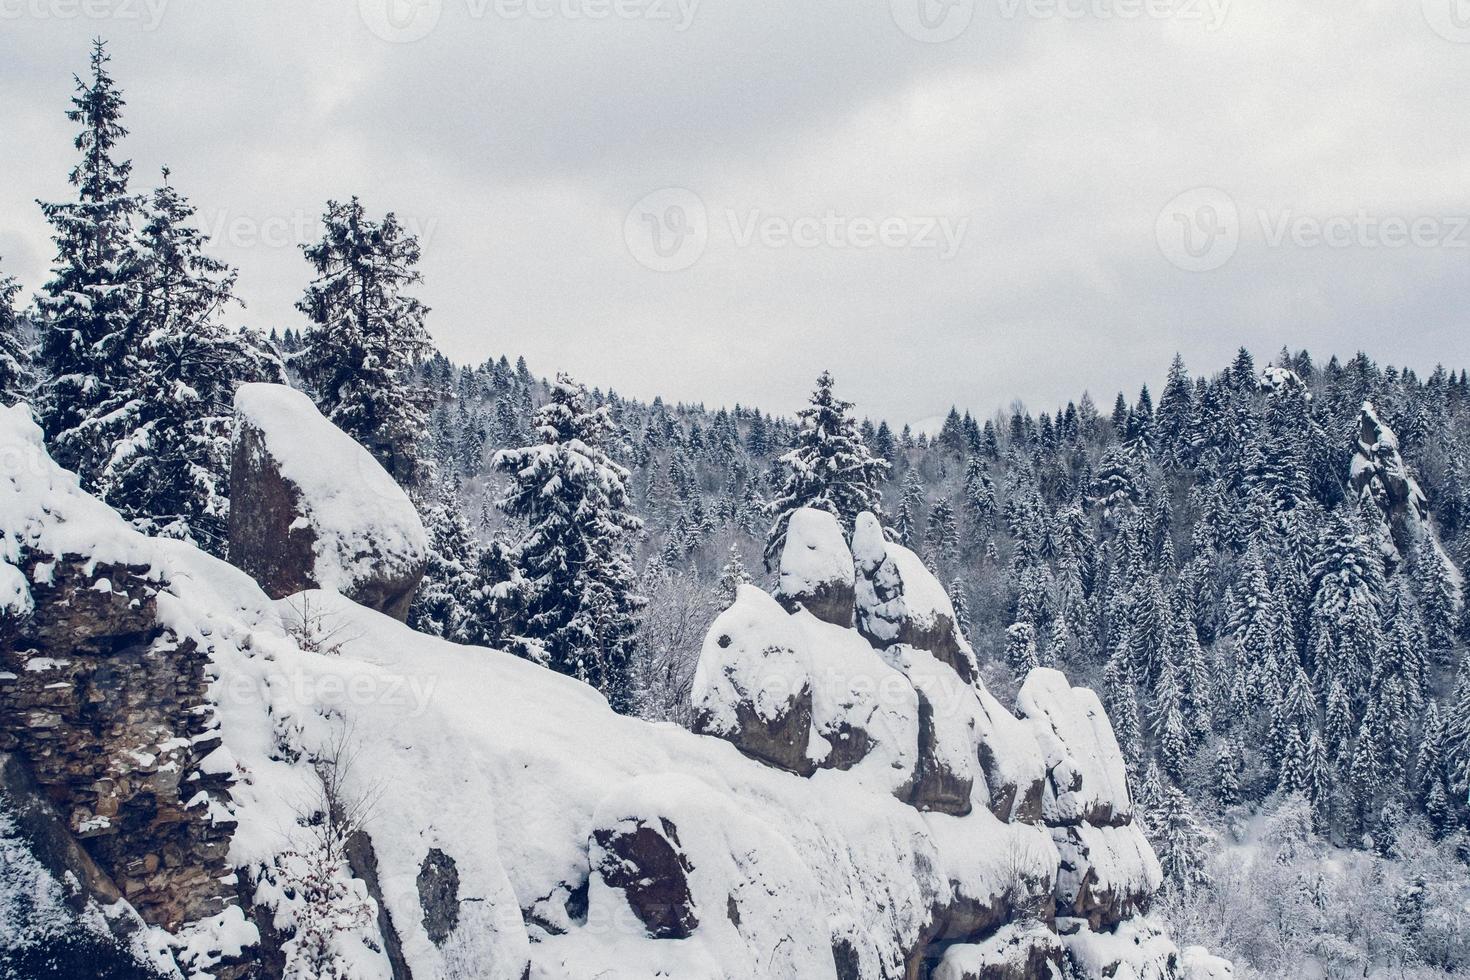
[1016,669,1132,828]
[1051,822,1162,930]
[692,584,920,787]
[852,512,979,683]
[775,507,856,627]
[227,383,428,620]
[692,585,817,776]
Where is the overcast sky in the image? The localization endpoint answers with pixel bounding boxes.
[1,0,1467,426]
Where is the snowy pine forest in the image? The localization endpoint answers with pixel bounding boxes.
[4,39,1470,980]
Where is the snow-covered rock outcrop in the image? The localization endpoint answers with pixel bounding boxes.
[853,512,980,683]
[692,506,1209,977]
[0,414,1224,980]
[227,383,427,620]
[774,507,856,627]
[1350,400,1464,600]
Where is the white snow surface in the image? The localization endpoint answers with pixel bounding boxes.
[776,506,854,605]
[231,383,427,596]
[0,404,162,615]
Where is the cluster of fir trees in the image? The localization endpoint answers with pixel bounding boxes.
[2,41,286,555]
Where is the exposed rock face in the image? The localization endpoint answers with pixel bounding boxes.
[591,815,700,940]
[1017,671,1132,828]
[1017,670,1159,931]
[852,513,979,683]
[0,553,238,933]
[688,510,1197,979]
[417,847,462,945]
[0,401,1224,980]
[775,507,856,627]
[227,383,427,620]
[1351,400,1431,568]
[1051,823,1160,930]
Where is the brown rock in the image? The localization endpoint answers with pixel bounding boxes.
[592,816,699,940]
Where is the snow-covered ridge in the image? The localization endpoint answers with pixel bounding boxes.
[0,404,1226,979]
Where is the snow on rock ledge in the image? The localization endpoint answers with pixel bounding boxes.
[227,383,427,620]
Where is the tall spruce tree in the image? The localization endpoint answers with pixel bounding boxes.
[763,370,887,567]
[36,39,142,484]
[296,196,431,485]
[493,374,644,711]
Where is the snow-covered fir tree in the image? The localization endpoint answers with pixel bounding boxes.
[763,370,888,567]
[0,261,29,405]
[295,196,432,486]
[492,374,644,712]
[35,40,142,485]
[95,171,283,553]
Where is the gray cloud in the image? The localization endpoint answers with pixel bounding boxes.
[1,0,1467,427]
